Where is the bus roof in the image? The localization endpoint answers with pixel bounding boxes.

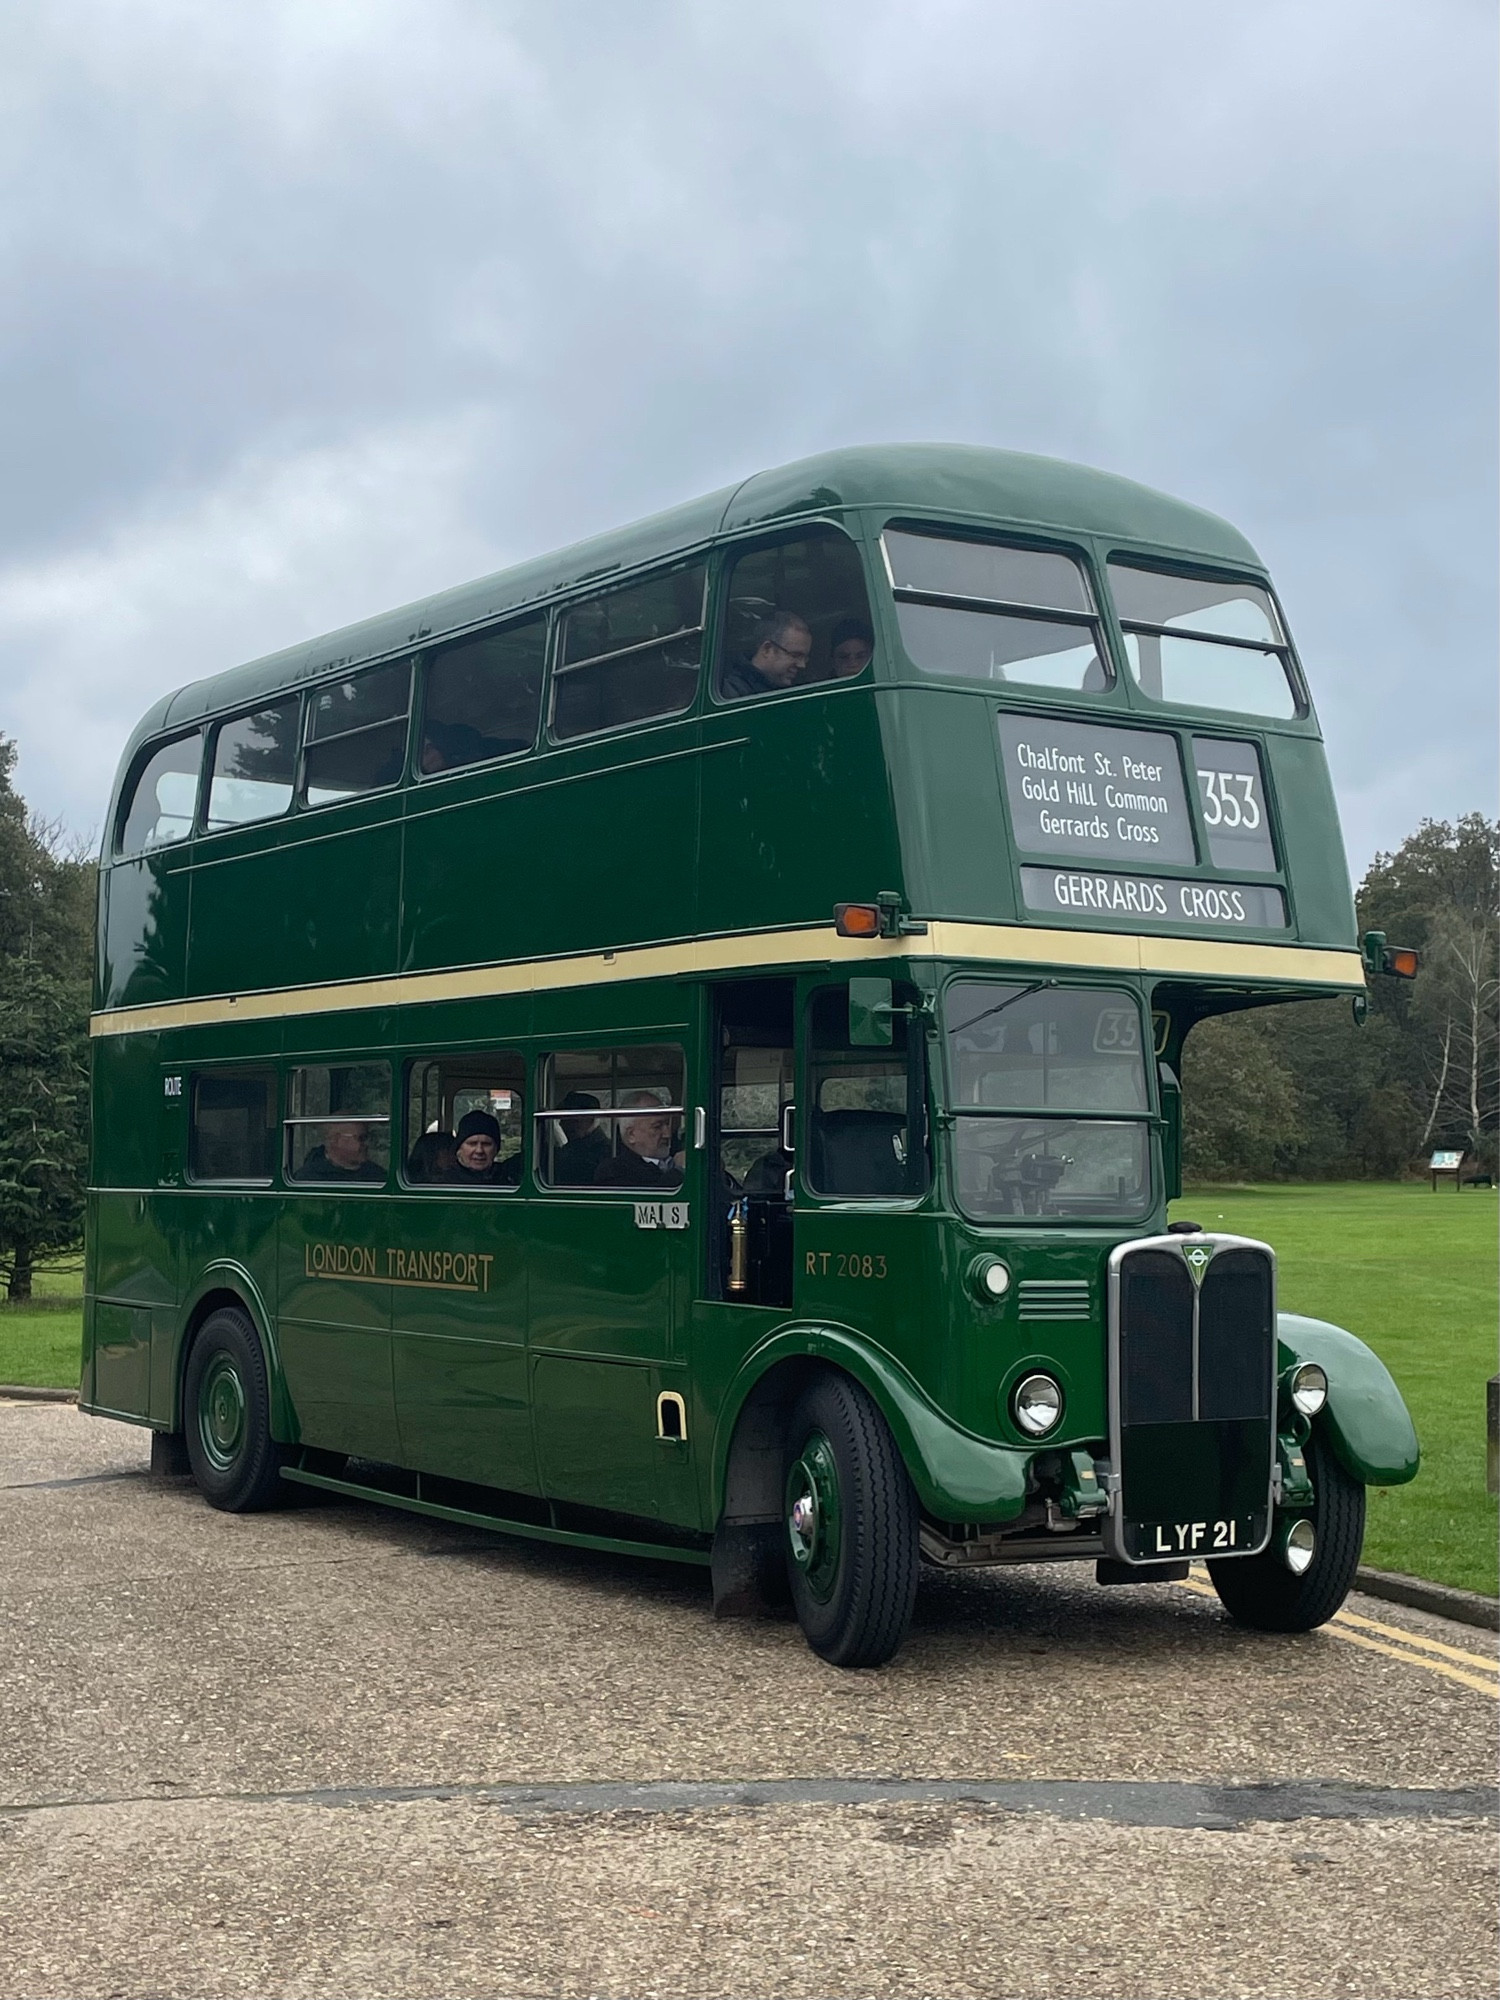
[133,444,1263,748]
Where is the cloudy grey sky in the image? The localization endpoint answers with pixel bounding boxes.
[2,0,1494,876]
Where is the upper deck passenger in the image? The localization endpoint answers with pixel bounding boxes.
[718,610,813,701]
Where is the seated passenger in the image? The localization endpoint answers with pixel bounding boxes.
[829,618,874,680]
[406,1131,459,1183]
[448,1110,516,1186]
[741,1143,793,1196]
[552,1090,612,1185]
[298,1120,386,1183]
[718,610,812,701]
[596,1092,683,1188]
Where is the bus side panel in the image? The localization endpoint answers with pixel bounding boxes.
[880,686,1019,925]
[390,1188,537,1494]
[277,1196,401,1461]
[697,691,900,938]
[1263,733,1358,947]
[185,809,403,998]
[99,853,192,1010]
[399,718,701,975]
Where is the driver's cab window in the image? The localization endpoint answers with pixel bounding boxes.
[943,982,1151,1221]
[806,984,929,1199]
[715,527,875,701]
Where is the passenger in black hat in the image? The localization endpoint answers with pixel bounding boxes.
[450,1109,520,1186]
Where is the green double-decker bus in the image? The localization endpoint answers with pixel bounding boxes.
[85,444,1419,1666]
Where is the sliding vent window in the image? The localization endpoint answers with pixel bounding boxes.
[188,1069,276,1183]
[538,1045,685,1189]
[405,1054,526,1188]
[944,981,1150,1222]
[116,733,201,856]
[420,617,545,775]
[206,703,299,830]
[552,566,704,741]
[1109,565,1301,720]
[302,662,412,807]
[717,528,875,698]
[883,529,1108,693]
[285,1062,390,1185]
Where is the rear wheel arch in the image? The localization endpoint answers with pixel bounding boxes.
[176,1275,294,1443]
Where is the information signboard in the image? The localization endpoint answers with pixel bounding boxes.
[998,716,1196,866]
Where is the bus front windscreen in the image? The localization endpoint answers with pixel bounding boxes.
[944,981,1152,1221]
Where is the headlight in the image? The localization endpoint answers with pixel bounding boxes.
[1012,1372,1063,1437]
[968,1255,1011,1302]
[1290,1362,1328,1417]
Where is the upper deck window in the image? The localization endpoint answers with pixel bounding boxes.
[716,529,874,700]
[206,703,299,831]
[301,661,412,807]
[552,565,704,741]
[1108,564,1301,720]
[420,616,545,775]
[116,733,201,856]
[883,528,1109,693]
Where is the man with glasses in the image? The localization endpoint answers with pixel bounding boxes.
[719,609,813,701]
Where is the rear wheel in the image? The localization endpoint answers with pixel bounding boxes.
[782,1373,919,1668]
[183,1307,289,1512]
[1207,1428,1364,1632]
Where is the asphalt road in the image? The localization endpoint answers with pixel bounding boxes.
[3,1397,1495,2000]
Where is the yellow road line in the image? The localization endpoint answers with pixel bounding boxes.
[1326,1624,1500,1699]
[1176,1574,1500,1698]
[1333,1607,1498,1677]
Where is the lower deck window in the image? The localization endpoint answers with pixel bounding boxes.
[188,1069,275,1182]
[404,1056,525,1188]
[285,1063,390,1185]
[539,1046,685,1189]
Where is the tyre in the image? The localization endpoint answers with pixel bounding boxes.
[1207,1427,1365,1632]
[782,1372,920,1668]
[182,1306,290,1512]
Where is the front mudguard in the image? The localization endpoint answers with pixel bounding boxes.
[715,1325,1030,1525]
[1277,1313,1419,1487]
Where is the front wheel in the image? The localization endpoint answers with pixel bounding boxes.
[782,1373,920,1668]
[1207,1428,1365,1632]
[183,1306,289,1512]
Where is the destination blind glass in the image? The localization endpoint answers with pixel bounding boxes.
[998,715,1195,864]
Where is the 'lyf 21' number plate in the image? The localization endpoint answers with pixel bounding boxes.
[1142,1518,1247,1558]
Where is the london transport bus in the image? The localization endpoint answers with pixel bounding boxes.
[84,444,1420,1667]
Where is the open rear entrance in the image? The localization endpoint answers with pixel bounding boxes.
[707,980,795,1307]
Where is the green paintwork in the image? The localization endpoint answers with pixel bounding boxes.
[1277,1314,1421,1487]
[81,445,1412,1569]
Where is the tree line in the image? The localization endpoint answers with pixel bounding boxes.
[0,733,1493,1297]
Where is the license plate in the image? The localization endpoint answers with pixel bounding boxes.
[1133,1517,1251,1560]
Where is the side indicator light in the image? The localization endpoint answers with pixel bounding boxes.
[834,902,882,938]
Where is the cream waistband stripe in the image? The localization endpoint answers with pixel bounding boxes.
[89,923,1366,1038]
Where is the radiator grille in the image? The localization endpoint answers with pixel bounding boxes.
[1109,1237,1275,1565]
[1018,1278,1091,1322]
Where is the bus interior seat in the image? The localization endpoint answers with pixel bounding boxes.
[810,1109,909,1197]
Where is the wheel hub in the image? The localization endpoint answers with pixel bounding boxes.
[785,1432,841,1603]
[199,1354,246,1470]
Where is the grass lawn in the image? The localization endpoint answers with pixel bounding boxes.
[3,1198,1494,1596]
[1174,1182,1498,1598]
[0,1253,85,1390]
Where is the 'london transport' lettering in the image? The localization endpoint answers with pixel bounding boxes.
[303,1242,494,1291]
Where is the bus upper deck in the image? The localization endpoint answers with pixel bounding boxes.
[96,442,1361,1031]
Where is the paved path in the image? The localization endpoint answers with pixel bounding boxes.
[3,1399,1494,1998]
